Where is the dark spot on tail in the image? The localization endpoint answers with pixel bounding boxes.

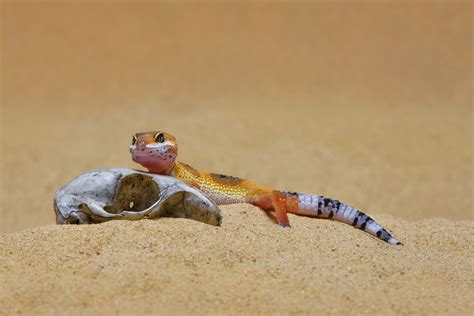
[352,217,358,226]
[328,211,334,219]
[375,228,402,244]
[360,220,368,230]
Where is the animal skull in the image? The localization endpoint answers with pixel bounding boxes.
[54,168,222,226]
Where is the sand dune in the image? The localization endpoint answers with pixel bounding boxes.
[1,206,473,315]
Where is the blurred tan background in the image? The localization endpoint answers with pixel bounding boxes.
[1,1,472,234]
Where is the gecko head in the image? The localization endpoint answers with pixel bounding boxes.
[130,131,177,175]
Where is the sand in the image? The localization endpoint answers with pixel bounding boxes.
[1,1,473,315]
[1,210,473,315]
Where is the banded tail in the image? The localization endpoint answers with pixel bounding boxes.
[288,193,402,245]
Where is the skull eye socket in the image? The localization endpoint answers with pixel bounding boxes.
[155,133,165,143]
[132,135,137,145]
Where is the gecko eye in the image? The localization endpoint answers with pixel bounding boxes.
[132,135,137,145]
[155,133,165,143]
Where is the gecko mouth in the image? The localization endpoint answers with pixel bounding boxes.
[131,150,176,163]
[130,145,176,155]
[132,152,155,158]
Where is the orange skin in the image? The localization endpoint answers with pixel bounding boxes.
[130,131,296,226]
[129,131,403,245]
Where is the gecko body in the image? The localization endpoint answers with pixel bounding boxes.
[130,131,402,245]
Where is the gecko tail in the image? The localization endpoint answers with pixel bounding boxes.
[291,193,402,245]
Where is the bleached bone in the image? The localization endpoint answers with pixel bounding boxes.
[54,168,222,226]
